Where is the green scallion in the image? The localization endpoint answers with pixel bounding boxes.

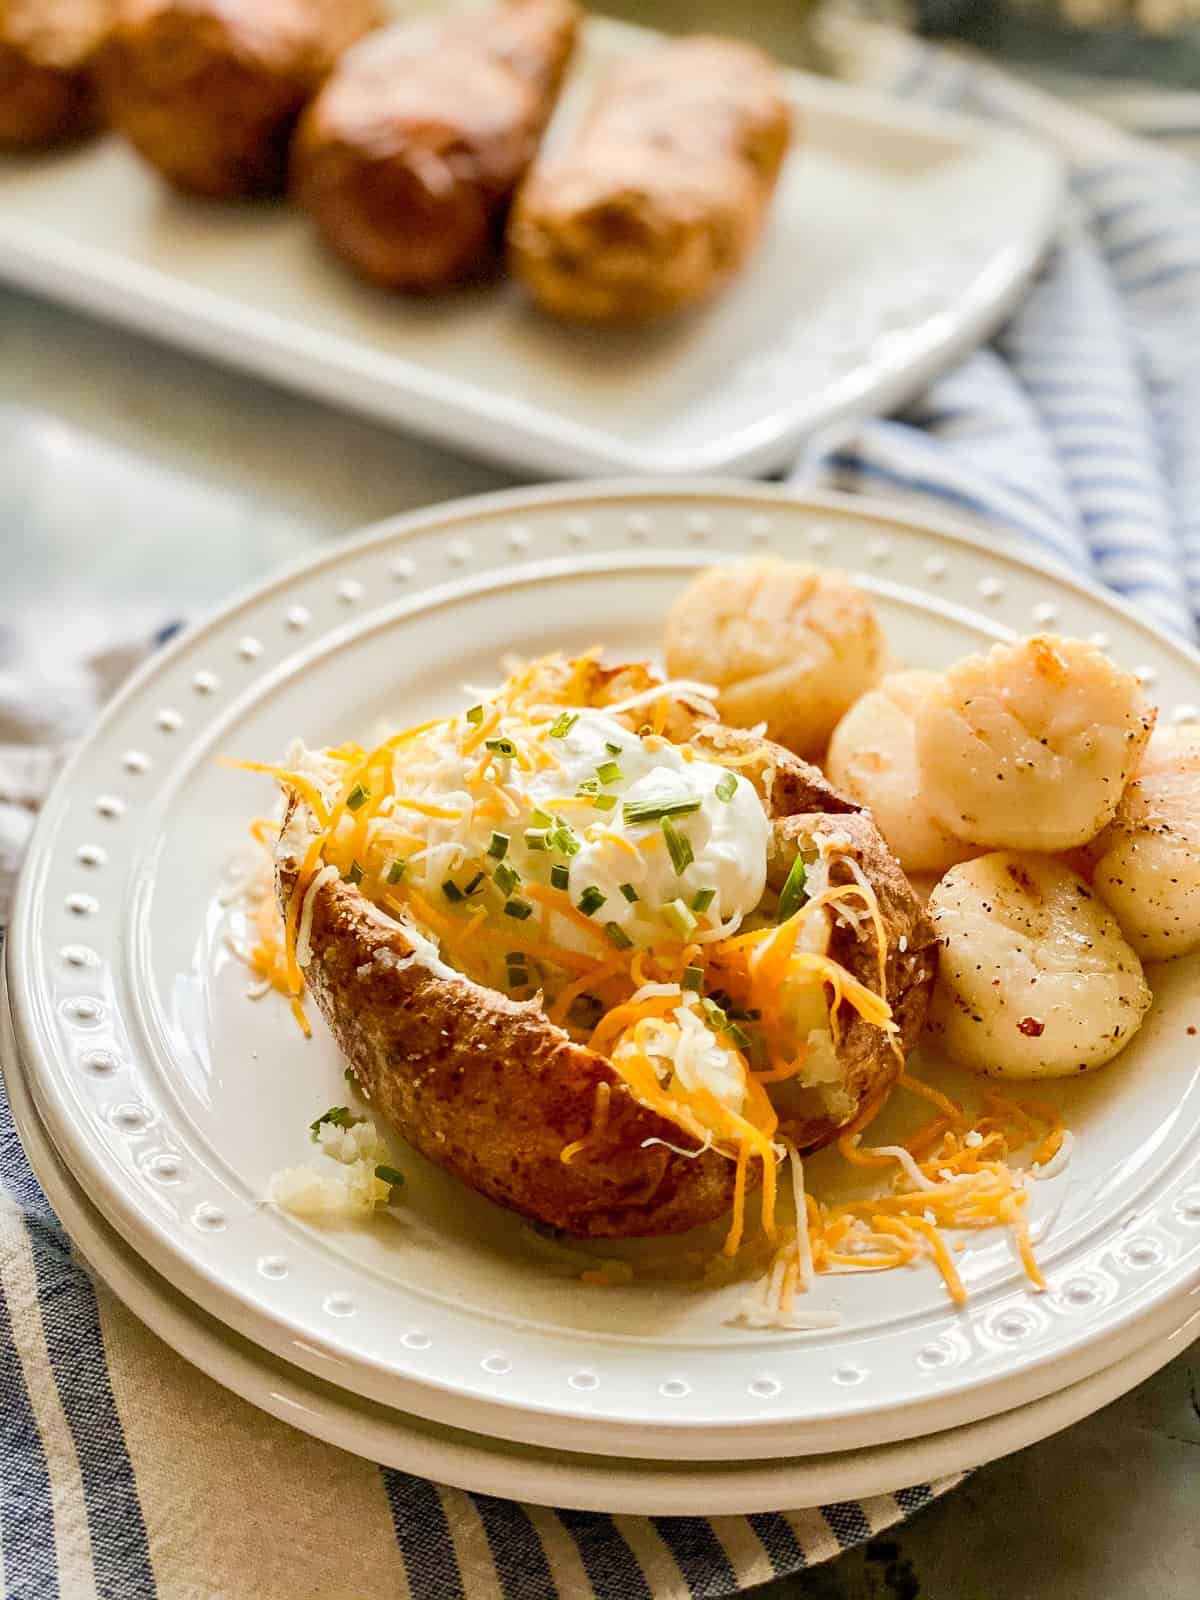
[577,886,606,917]
[550,863,569,891]
[346,782,370,812]
[486,737,517,758]
[596,760,623,785]
[530,808,552,829]
[548,712,578,739]
[385,858,407,885]
[525,830,548,851]
[682,965,704,992]
[310,1106,355,1139]
[619,882,639,903]
[487,831,510,859]
[442,879,464,903]
[604,921,633,950]
[346,860,364,886]
[464,872,485,896]
[663,898,697,938]
[493,861,520,896]
[375,1164,405,1188]
[691,887,716,913]
[715,773,738,803]
[623,795,702,826]
[551,823,580,857]
[725,1021,752,1052]
[605,741,623,756]
[777,856,808,923]
[592,793,618,812]
[466,704,484,725]
[662,816,694,876]
[576,778,599,796]
[504,897,533,920]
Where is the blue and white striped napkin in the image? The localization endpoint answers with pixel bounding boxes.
[3,28,1200,1599]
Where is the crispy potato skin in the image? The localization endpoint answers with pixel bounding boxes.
[98,0,379,198]
[0,0,110,147]
[509,35,792,323]
[291,0,579,291]
[278,728,935,1238]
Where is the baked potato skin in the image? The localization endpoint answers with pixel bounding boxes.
[0,0,110,147]
[98,0,379,198]
[509,35,792,323]
[291,0,579,291]
[278,727,935,1239]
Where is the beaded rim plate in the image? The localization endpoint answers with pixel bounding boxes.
[8,483,1200,1462]
[5,997,1196,1515]
[0,17,1060,478]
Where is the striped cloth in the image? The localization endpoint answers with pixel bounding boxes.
[3,29,1200,1600]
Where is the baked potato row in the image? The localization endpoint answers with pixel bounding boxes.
[277,723,937,1239]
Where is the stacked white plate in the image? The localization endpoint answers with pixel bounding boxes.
[5,484,1199,1513]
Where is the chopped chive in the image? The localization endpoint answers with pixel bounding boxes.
[485,737,517,758]
[464,872,485,896]
[623,795,702,826]
[487,831,510,860]
[552,824,580,857]
[525,830,548,851]
[550,863,570,890]
[682,965,704,992]
[375,1164,405,1188]
[442,878,464,903]
[604,921,633,950]
[466,704,484,725]
[576,778,599,796]
[725,1021,752,1052]
[577,886,606,917]
[493,861,520,896]
[548,712,578,738]
[530,808,552,828]
[715,773,738,803]
[596,760,623,785]
[619,882,640,903]
[504,897,533,920]
[777,856,809,923]
[310,1106,355,1139]
[702,997,728,1030]
[386,857,407,885]
[346,782,370,812]
[663,898,697,938]
[605,741,623,756]
[691,887,716,913]
[662,816,694,876]
[346,859,364,886]
[592,792,618,812]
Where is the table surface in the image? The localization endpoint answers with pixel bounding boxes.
[3,4,1198,1597]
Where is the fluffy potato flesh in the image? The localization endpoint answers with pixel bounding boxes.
[915,635,1154,853]
[1088,727,1200,961]
[826,671,976,875]
[663,559,886,759]
[927,852,1151,1078]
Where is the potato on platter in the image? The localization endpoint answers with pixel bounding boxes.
[826,671,976,876]
[1086,726,1200,962]
[663,559,886,759]
[0,0,110,147]
[915,635,1155,853]
[269,656,936,1242]
[926,852,1151,1079]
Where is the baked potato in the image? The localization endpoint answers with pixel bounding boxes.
[292,0,579,291]
[272,657,936,1242]
[0,0,110,148]
[98,0,379,198]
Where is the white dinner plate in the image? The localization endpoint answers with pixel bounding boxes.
[0,16,1060,478]
[4,987,1195,1515]
[8,484,1200,1463]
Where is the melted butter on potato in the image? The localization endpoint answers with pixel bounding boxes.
[915,635,1154,853]
[1087,726,1200,961]
[664,559,886,758]
[927,852,1151,1078]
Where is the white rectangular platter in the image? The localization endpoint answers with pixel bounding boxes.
[0,16,1061,477]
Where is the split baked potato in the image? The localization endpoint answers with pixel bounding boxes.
[272,657,937,1241]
